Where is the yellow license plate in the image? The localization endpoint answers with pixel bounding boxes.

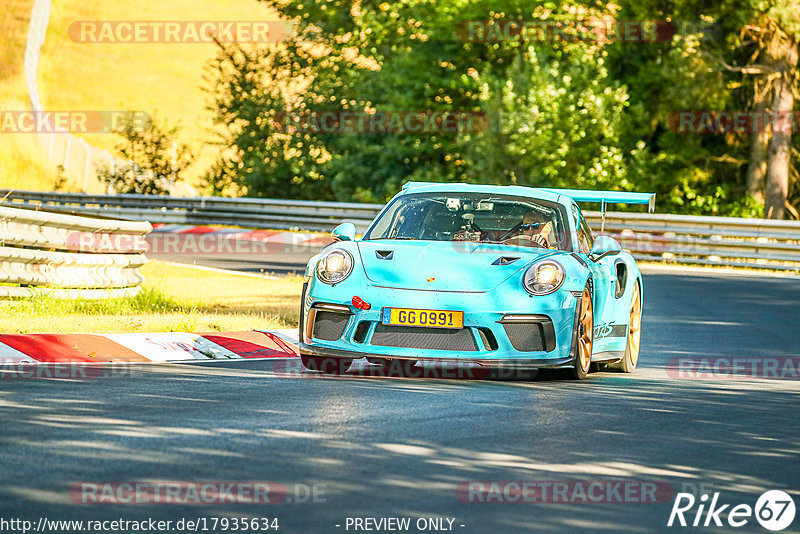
[381,308,464,329]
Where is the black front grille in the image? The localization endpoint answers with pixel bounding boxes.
[353,321,370,343]
[370,324,478,351]
[503,322,546,351]
[312,311,350,341]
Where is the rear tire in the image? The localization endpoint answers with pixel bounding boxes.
[300,355,353,374]
[569,281,594,380]
[618,281,642,373]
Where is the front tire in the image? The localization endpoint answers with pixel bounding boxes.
[569,281,594,380]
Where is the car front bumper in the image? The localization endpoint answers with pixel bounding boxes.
[301,277,581,367]
[299,342,575,369]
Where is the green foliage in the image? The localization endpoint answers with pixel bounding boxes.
[202,0,798,215]
[459,48,629,191]
[99,113,193,195]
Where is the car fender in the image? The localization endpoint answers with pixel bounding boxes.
[305,252,323,278]
[605,251,642,327]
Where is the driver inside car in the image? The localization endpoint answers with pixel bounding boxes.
[505,210,554,248]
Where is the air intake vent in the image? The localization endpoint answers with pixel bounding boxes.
[376,250,394,260]
[312,311,350,341]
[500,316,556,352]
[353,321,370,343]
[503,323,546,351]
[492,256,520,266]
[371,325,478,351]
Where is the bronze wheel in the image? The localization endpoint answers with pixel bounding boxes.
[570,281,594,380]
[619,282,641,373]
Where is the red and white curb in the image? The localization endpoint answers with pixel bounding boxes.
[0,329,299,365]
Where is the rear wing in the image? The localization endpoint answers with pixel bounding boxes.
[402,183,656,212]
[538,188,656,213]
[539,188,655,234]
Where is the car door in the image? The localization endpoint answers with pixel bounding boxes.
[571,204,615,339]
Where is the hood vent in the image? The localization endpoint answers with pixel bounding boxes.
[376,250,394,260]
[492,256,520,266]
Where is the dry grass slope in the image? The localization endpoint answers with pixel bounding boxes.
[0,0,68,191]
[38,0,280,190]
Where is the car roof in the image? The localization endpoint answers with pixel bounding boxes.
[399,182,565,204]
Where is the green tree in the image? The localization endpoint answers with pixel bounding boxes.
[206,0,634,202]
[205,0,797,217]
[99,113,192,195]
[609,0,798,218]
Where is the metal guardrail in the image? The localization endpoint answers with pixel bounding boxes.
[0,204,152,298]
[2,189,799,271]
[583,212,800,270]
[0,190,384,232]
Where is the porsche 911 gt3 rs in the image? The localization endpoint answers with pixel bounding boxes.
[299,182,653,379]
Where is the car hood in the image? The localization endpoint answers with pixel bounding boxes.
[356,240,555,292]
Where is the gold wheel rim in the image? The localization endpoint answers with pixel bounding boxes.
[628,284,642,366]
[578,286,593,371]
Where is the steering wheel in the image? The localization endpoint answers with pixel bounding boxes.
[497,222,523,242]
[502,234,550,248]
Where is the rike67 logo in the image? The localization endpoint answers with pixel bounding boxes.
[668,490,796,531]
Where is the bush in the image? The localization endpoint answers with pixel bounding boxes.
[99,113,192,195]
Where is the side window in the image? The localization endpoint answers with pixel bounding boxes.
[572,204,594,253]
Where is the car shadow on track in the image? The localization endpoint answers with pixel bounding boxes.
[279,358,624,382]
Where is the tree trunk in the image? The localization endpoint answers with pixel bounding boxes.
[746,98,768,203]
[765,77,795,219]
[764,35,798,219]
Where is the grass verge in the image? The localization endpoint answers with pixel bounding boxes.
[0,260,304,334]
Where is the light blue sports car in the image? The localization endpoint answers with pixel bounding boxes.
[299,182,654,379]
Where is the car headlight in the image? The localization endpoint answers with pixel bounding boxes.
[316,249,354,285]
[523,260,565,295]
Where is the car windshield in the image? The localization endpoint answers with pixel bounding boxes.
[364,192,571,251]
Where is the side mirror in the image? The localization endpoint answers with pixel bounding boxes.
[331,222,356,242]
[589,235,622,261]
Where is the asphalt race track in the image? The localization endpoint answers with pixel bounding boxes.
[0,262,798,533]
